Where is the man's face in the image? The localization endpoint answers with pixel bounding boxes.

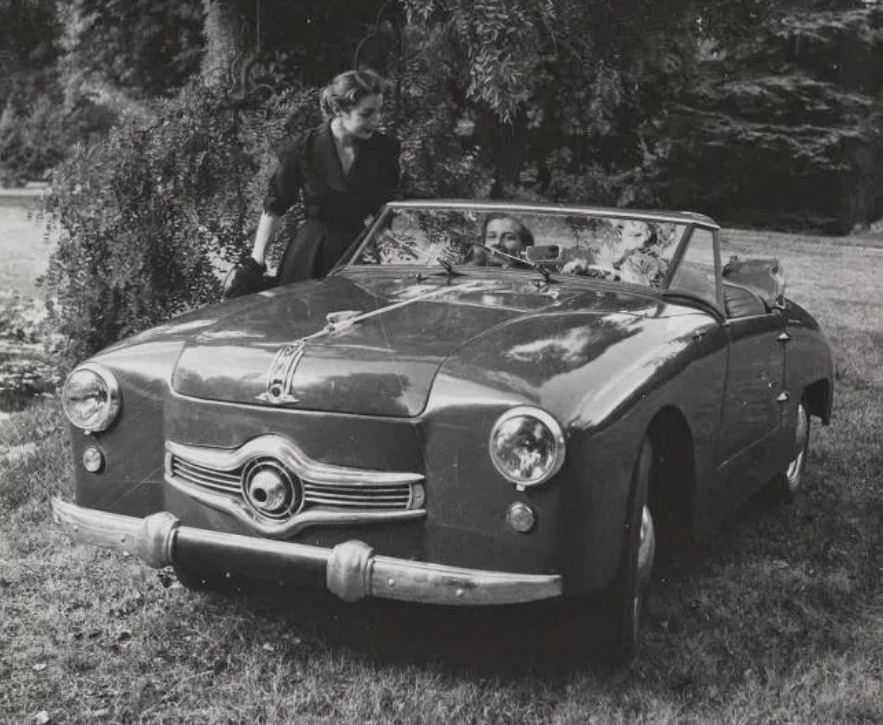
[485,218,525,254]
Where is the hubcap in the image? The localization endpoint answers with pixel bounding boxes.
[628,504,656,641]
[637,504,656,592]
[785,404,809,489]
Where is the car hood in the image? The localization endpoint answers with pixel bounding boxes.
[171,273,670,417]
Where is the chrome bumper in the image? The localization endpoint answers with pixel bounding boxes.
[51,498,562,605]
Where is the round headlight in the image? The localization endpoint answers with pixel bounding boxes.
[489,407,565,487]
[62,363,121,433]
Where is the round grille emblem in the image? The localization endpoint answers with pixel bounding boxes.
[241,458,303,520]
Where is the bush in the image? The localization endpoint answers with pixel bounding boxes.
[0,91,118,187]
[0,293,62,411]
[41,80,322,367]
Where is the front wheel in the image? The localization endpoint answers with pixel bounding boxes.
[602,437,657,665]
[768,401,811,502]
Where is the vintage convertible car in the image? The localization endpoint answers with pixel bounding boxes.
[51,201,833,662]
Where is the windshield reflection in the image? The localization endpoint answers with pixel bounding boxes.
[350,206,687,290]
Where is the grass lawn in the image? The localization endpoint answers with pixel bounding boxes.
[1,228,881,724]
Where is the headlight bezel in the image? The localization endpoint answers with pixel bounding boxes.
[488,406,566,488]
[62,362,121,433]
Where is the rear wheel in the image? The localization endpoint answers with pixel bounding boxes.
[768,401,810,502]
[601,437,657,665]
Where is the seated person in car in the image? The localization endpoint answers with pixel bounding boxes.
[469,215,535,266]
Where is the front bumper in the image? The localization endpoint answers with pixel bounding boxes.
[51,498,562,605]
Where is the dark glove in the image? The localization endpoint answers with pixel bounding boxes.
[223,256,268,299]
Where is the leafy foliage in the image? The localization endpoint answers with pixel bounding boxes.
[396,0,760,201]
[0,293,62,410]
[0,0,65,184]
[652,1,883,231]
[0,0,61,102]
[0,91,117,186]
[41,81,318,366]
[12,0,883,371]
[59,0,205,97]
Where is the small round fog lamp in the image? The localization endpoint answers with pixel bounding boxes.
[82,446,105,473]
[506,502,536,533]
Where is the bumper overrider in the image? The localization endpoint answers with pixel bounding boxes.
[51,498,562,605]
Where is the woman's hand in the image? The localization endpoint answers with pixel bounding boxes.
[223,255,268,299]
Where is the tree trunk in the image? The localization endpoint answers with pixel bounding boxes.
[201,0,253,86]
[489,111,529,198]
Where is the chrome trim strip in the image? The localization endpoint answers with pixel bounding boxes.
[386,199,720,229]
[51,498,179,568]
[165,473,425,538]
[51,499,562,605]
[165,436,424,487]
[257,341,306,404]
[368,554,561,605]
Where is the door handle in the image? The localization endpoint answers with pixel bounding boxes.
[776,392,790,403]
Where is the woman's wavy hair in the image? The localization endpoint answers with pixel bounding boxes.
[320,69,388,118]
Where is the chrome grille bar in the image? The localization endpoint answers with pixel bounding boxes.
[165,436,424,528]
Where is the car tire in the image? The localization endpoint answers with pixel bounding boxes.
[600,436,657,665]
[768,401,811,503]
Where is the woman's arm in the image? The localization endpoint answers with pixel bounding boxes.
[250,211,282,265]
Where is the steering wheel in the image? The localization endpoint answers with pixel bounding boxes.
[582,264,621,281]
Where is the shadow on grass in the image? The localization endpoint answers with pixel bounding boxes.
[170,487,819,681]
[169,444,883,692]
[189,582,613,678]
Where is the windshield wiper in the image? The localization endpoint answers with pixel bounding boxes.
[436,257,465,278]
[471,244,555,285]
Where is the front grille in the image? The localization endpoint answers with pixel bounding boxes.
[169,454,414,511]
[301,482,411,509]
[171,458,239,494]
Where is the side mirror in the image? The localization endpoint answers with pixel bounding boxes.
[525,245,561,262]
[722,256,786,311]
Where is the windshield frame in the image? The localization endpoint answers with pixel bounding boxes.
[334,201,723,310]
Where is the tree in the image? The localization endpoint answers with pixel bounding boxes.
[396,0,725,200]
[59,0,204,97]
[654,0,883,230]
[0,0,70,184]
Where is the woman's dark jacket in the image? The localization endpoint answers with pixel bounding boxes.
[264,121,401,284]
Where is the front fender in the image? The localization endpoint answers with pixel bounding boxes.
[784,301,834,422]
[435,308,728,594]
[557,317,728,593]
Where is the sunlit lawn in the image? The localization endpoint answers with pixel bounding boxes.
[1,228,881,724]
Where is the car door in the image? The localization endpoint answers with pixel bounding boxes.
[715,251,787,486]
[717,309,785,464]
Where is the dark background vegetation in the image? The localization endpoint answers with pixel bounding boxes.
[1,0,882,363]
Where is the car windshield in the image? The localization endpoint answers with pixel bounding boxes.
[347,205,690,289]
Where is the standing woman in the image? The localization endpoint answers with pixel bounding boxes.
[227,69,401,296]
